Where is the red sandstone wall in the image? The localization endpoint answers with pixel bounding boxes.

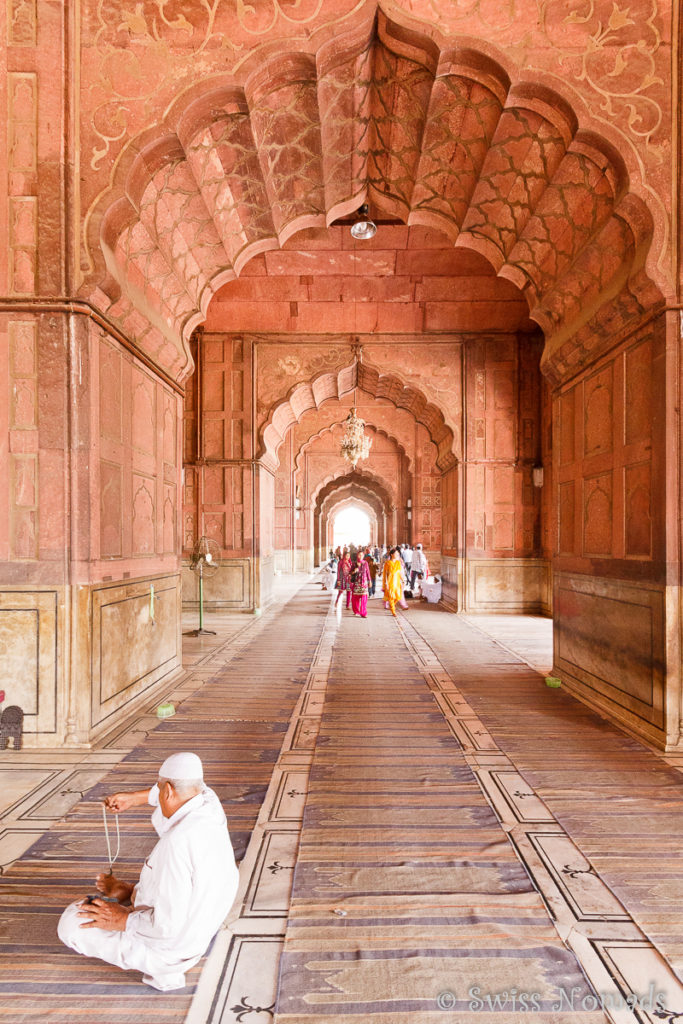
[551,316,669,744]
[182,333,255,608]
[258,465,275,609]
[0,314,181,581]
[92,326,181,576]
[0,311,183,744]
[458,334,547,611]
[1,6,65,299]
[553,324,664,577]
[183,333,253,557]
[412,423,442,556]
[274,433,296,573]
[0,315,67,579]
[465,336,542,559]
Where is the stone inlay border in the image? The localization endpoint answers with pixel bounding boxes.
[394,612,683,1024]
[186,599,338,1024]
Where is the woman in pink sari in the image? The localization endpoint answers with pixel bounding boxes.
[334,550,352,608]
[351,550,371,618]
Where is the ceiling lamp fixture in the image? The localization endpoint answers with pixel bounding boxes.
[340,407,372,468]
[350,203,377,241]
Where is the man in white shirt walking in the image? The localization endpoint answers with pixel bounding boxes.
[58,752,239,991]
[410,542,428,591]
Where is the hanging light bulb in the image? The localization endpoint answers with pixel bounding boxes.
[350,204,377,241]
[340,407,372,468]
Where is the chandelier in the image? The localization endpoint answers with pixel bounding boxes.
[340,407,372,468]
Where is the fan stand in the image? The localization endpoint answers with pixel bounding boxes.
[183,560,216,637]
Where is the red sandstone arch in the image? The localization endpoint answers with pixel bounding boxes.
[321,495,381,560]
[315,472,395,560]
[261,357,455,473]
[326,496,380,547]
[327,495,380,521]
[294,422,415,475]
[295,424,409,518]
[314,470,395,515]
[83,7,664,384]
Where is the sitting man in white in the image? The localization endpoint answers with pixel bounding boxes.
[58,751,239,991]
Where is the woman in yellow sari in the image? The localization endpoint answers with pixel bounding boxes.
[382,547,408,616]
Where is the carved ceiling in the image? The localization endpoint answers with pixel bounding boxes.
[260,357,455,473]
[87,9,663,384]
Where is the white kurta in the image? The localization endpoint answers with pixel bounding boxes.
[127,784,239,959]
[58,785,239,990]
[411,549,428,576]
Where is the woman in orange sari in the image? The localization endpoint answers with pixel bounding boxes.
[382,547,408,616]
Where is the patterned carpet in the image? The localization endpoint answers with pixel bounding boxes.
[410,607,683,988]
[274,605,605,1023]
[0,583,328,1024]
[6,587,683,1024]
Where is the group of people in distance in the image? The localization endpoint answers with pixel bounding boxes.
[333,545,375,617]
[328,542,429,618]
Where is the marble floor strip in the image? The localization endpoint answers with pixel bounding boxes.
[186,598,339,1024]
[0,577,326,1023]
[274,603,614,1023]
[398,608,683,1023]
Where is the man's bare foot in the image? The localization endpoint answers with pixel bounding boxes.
[95,873,133,903]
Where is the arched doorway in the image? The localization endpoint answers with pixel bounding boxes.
[331,503,374,551]
[315,471,394,567]
[19,0,671,755]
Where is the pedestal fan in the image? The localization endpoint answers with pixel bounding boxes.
[184,536,221,636]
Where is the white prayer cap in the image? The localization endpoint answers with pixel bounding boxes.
[159,751,203,780]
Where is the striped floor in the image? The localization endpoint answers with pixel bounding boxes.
[410,605,683,989]
[274,605,605,1023]
[0,582,328,1023]
[3,587,683,1023]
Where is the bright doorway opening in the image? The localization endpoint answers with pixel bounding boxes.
[332,505,371,550]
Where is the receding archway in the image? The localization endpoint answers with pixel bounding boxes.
[261,356,457,473]
[331,503,374,551]
[164,6,673,755]
[313,471,393,565]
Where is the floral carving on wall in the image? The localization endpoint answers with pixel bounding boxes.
[412,0,666,160]
[82,1,668,384]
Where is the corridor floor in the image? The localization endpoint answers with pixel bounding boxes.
[2,582,683,1023]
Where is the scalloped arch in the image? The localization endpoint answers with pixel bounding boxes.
[314,469,396,513]
[294,421,414,475]
[322,494,381,550]
[326,494,380,523]
[84,6,663,384]
[262,358,455,473]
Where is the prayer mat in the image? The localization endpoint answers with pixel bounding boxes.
[274,606,607,1023]
[0,583,329,1024]
[410,606,683,986]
